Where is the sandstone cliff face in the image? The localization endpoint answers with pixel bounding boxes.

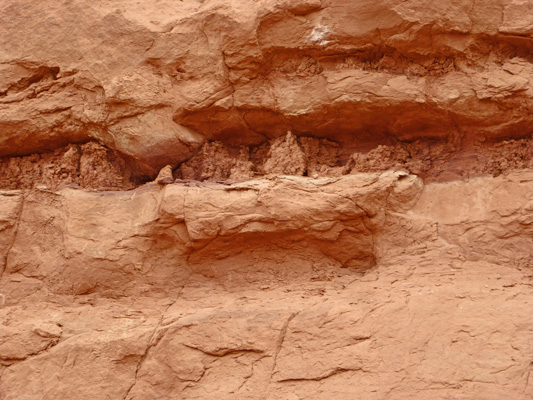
[1,0,533,177]
[0,172,532,399]
[1,1,533,399]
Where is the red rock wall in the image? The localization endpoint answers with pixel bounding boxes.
[0,1,532,399]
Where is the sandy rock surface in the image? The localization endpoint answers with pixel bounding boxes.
[0,171,532,399]
[1,0,533,176]
[1,1,533,399]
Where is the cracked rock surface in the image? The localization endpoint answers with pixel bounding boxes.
[1,0,533,399]
[0,171,532,399]
[2,0,533,177]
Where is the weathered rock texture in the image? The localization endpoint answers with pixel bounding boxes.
[1,0,533,399]
[0,171,532,399]
[1,0,533,177]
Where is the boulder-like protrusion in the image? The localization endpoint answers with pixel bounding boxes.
[155,165,174,185]
[263,131,306,176]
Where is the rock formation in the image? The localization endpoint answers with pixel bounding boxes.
[0,0,532,399]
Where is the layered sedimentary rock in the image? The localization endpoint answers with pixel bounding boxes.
[1,0,533,177]
[0,171,532,399]
[1,0,533,399]
[0,172,417,298]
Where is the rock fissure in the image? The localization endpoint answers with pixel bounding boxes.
[0,134,531,190]
[0,191,25,280]
[182,344,264,358]
[271,312,299,379]
[276,367,365,383]
[123,280,191,400]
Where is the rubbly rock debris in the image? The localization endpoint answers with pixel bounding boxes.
[0,142,137,190]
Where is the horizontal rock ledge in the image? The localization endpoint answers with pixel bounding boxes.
[2,0,533,174]
[0,172,422,296]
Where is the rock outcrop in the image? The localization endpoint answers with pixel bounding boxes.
[0,172,417,298]
[1,1,533,399]
[0,171,532,399]
[2,0,533,177]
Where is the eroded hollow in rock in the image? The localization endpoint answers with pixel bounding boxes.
[0,133,532,190]
[0,142,140,190]
[176,133,533,183]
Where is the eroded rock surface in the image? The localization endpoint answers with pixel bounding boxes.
[1,1,533,399]
[1,0,533,176]
[0,171,532,399]
[0,142,137,190]
[0,172,417,298]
